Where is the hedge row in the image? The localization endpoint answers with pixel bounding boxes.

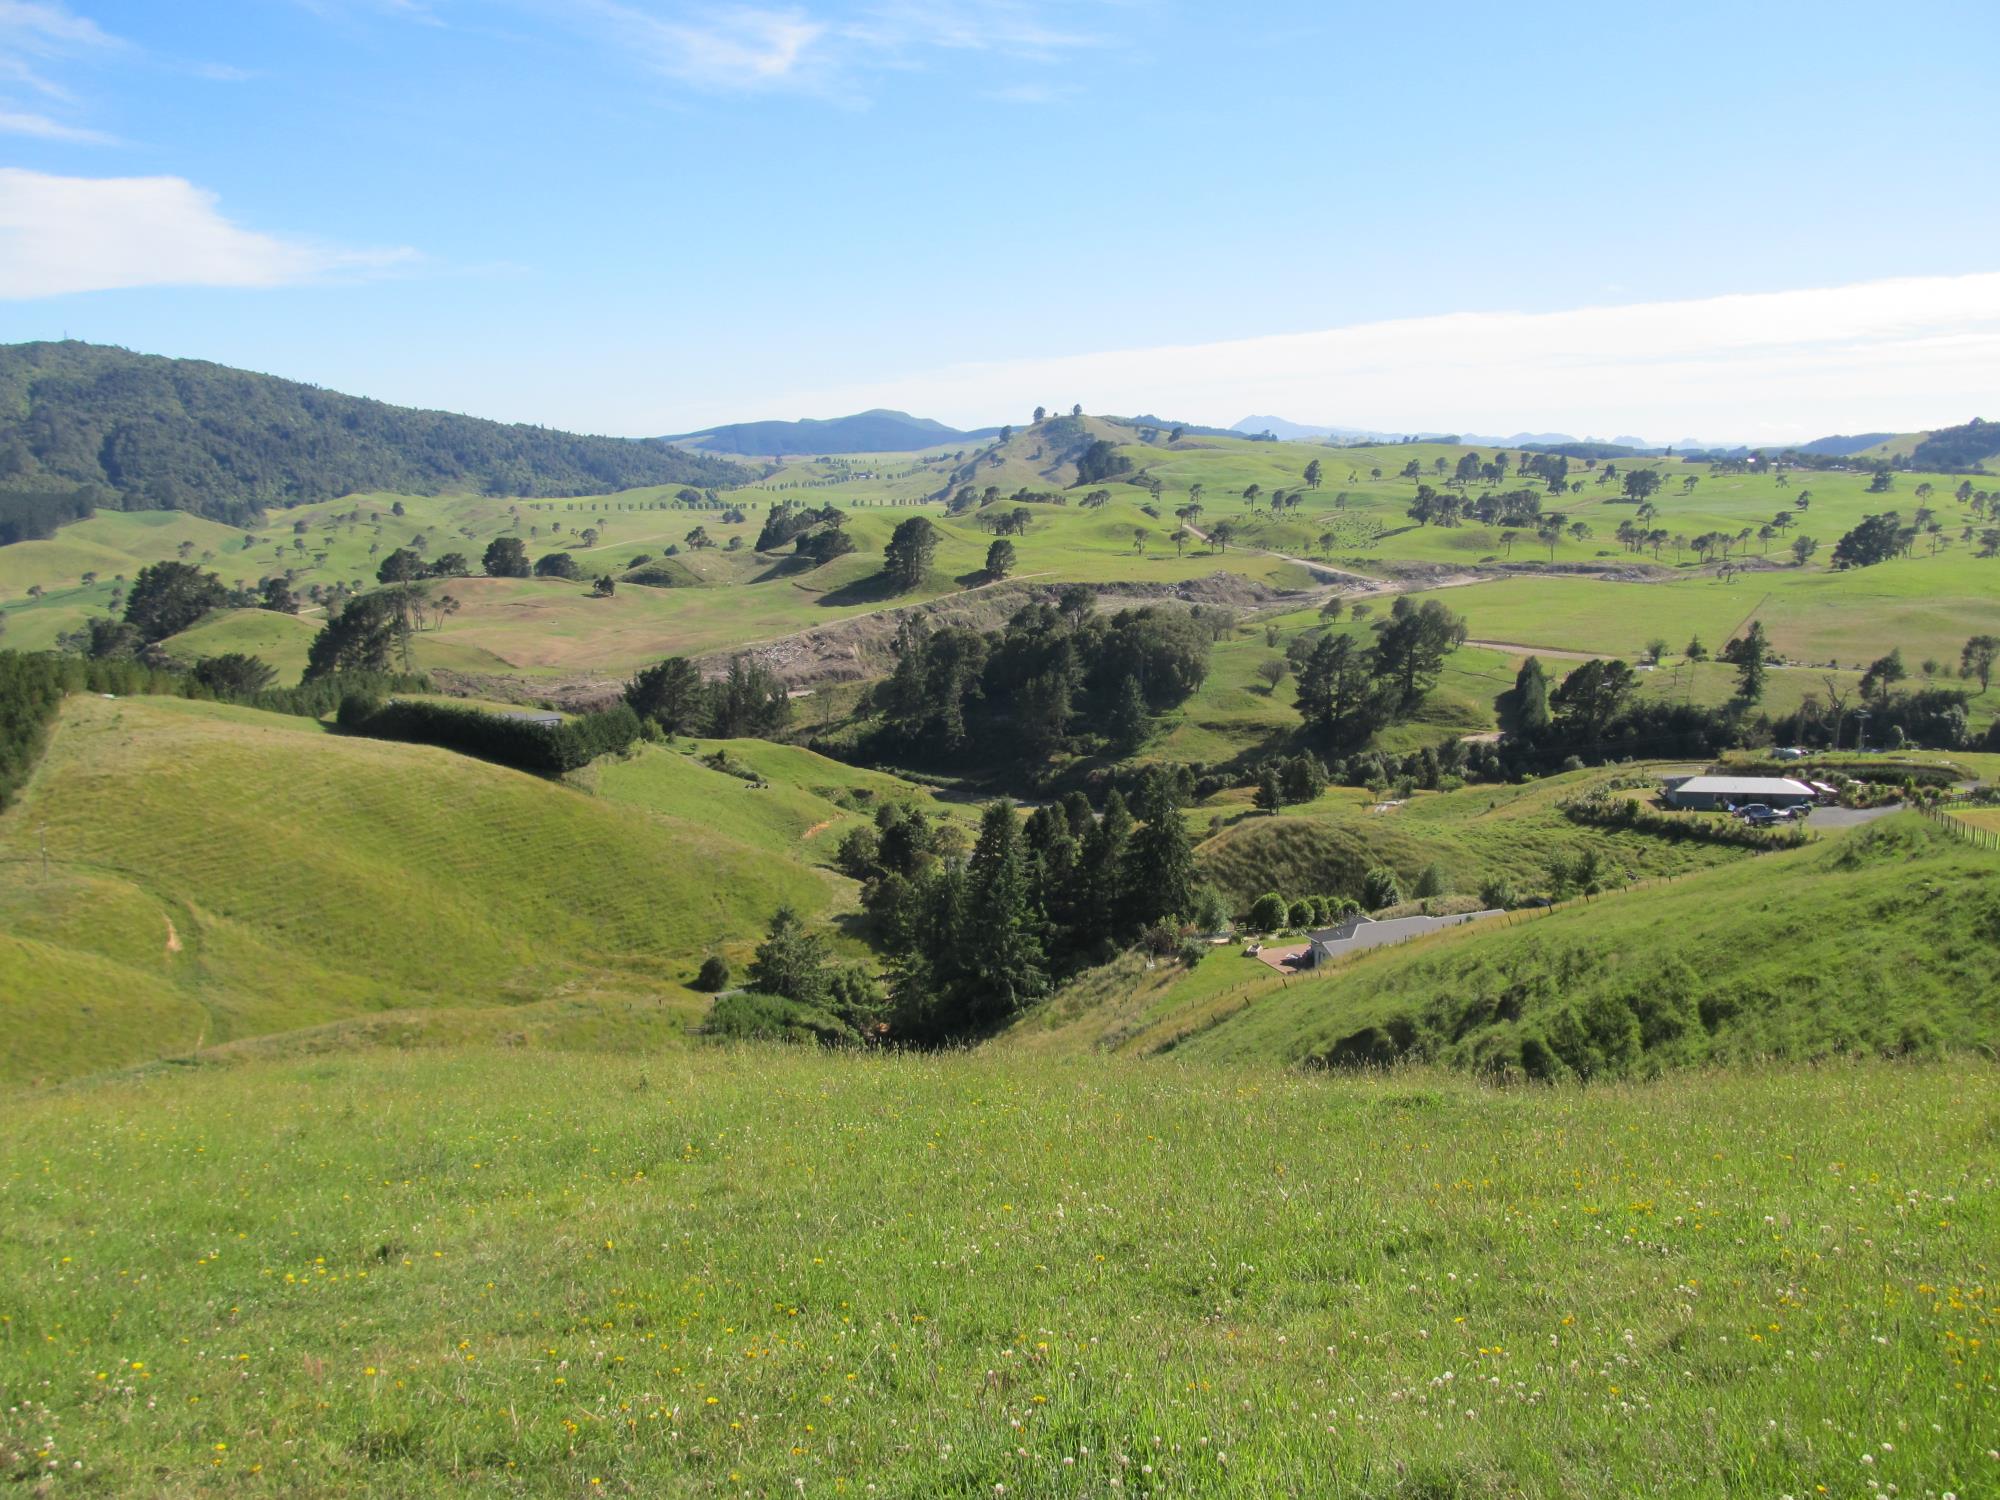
[1562,794,1811,849]
[337,694,640,773]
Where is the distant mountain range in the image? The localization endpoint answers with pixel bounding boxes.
[0,341,750,531]
[663,409,1001,456]
[1233,413,1767,452]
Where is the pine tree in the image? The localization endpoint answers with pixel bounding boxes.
[960,802,1048,1027]
[1072,788,1132,951]
[1733,620,1770,704]
[1109,673,1149,752]
[1255,765,1284,813]
[1123,770,1198,928]
[1511,656,1552,737]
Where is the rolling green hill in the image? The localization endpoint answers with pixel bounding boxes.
[1013,814,2000,1071]
[0,695,894,1084]
[0,341,751,525]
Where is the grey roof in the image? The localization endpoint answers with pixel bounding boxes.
[1308,915,1373,945]
[1668,776,1815,797]
[1309,910,1505,960]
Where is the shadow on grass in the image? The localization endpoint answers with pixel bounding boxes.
[814,571,914,608]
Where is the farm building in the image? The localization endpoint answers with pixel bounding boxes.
[504,710,564,728]
[1305,910,1502,967]
[1661,775,1817,811]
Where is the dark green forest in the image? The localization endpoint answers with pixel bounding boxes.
[0,342,752,528]
[1908,418,2000,472]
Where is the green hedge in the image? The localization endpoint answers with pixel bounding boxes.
[1563,793,1812,849]
[338,695,640,774]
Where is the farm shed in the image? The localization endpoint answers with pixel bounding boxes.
[1662,775,1817,811]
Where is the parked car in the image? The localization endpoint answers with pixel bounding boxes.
[1772,747,1806,761]
[1737,804,1780,825]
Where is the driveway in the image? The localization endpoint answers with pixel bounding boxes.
[1807,805,1902,832]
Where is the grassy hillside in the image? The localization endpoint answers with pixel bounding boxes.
[1046,815,1998,1073]
[160,607,323,681]
[0,1050,1988,1496]
[1189,762,1754,910]
[0,696,869,1084]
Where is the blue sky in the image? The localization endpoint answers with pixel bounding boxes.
[1,0,1997,441]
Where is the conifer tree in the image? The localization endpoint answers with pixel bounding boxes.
[1124,770,1197,927]
[1109,673,1149,751]
[960,802,1048,1026]
[1255,765,1284,814]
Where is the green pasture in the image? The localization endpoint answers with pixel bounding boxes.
[0,1050,1990,1497]
[0,696,866,1084]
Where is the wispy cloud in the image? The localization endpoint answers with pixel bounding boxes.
[290,0,444,24]
[748,273,2000,444]
[0,0,123,138]
[0,169,418,297]
[557,0,1102,98]
[0,105,112,141]
[587,3,830,91]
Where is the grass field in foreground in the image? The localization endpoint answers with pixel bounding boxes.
[0,1052,1990,1497]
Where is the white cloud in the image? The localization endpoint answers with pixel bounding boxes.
[566,0,1099,97]
[0,105,111,141]
[0,1,123,137]
[592,3,829,90]
[0,169,418,298]
[0,0,116,52]
[748,273,2000,444]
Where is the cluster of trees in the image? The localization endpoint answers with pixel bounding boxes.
[755,501,845,552]
[1499,623,1991,769]
[1245,889,1367,933]
[1832,512,1914,568]
[624,655,793,740]
[378,547,470,583]
[861,591,1220,763]
[1074,439,1133,485]
[881,516,938,591]
[336,694,641,774]
[306,589,424,679]
[56,559,277,664]
[1292,597,1468,753]
[843,774,1229,1040]
[482,537,580,578]
[0,341,749,523]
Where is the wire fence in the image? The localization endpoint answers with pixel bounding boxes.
[1918,799,2000,851]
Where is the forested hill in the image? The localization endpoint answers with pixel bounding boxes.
[1909,417,2000,472]
[665,409,999,456]
[0,341,753,530]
